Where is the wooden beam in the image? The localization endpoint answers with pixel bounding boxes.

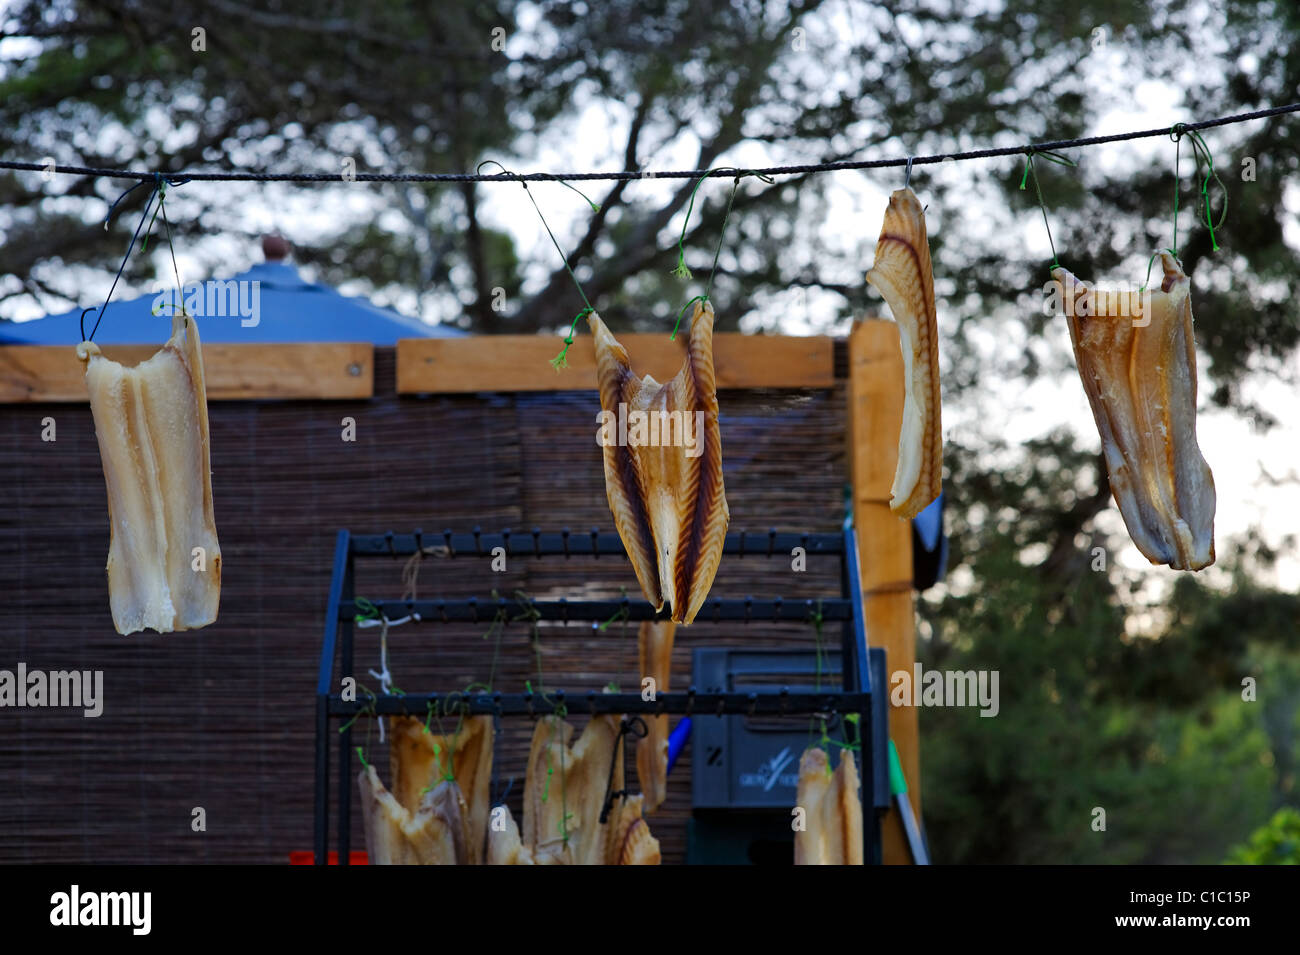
[847,319,921,865]
[397,333,834,393]
[0,343,374,402]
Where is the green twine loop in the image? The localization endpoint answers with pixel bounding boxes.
[1168,124,1227,257]
[355,746,368,770]
[550,306,594,370]
[353,597,380,623]
[671,168,774,337]
[597,603,630,632]
[1018,147,1076,271]
[671,295,707,340]
[478,161,598,369]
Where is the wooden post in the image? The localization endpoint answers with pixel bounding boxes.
[847,320,920,865]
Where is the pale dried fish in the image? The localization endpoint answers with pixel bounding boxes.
[357,765,467,865]
[1053,253,1216,570]
[388,715,493,863]
[866,187,943,518]
[76,312,221,633]
[794,747,864,865]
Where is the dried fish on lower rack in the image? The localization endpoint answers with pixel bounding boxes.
[794,747,864,865]
[358,765,467,865]
[636,620,676,813]
[590,302,729,625]
[388,715,494,864]
[1053,253,1216,570]
[491,712,660,865]
[866,187,943,519]
[76,312,221,634]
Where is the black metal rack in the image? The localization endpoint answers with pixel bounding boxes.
[313,525,885,864]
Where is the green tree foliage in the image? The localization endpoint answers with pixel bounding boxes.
[1225,808,1300,864]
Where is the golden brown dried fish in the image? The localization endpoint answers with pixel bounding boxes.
[76,312,221,633]
[794,747,864,865]
[604,793,661,865]
[388,715,493,863]
[1053,253,1216,570]
[515,712,659,865]
[485,804,535,865]
[865,187,943,519]
[357,765,467,865]
[636,620,676,812]
[589,302,729,625]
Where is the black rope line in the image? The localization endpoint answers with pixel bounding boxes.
[6,103,1298,184]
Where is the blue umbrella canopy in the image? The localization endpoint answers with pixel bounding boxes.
[0,258,464,345]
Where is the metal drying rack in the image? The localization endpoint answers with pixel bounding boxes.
[313,526,888,864]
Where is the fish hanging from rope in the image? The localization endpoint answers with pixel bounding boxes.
[866,187,943,519]
[76,312,221,634]
[589,301,729,625]
[1052,253,1216,570]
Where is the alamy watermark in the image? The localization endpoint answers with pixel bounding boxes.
[596,403,706,459]
[890,664,999,717]
[151,280,261,327]
[0,663,103,717]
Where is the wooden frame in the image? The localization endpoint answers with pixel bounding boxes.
[0,343,374,402]
[396,333,834,392]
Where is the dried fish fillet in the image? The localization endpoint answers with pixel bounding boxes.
[357,765,467,865]
[635,620,676,812]
[866,187,943,518]
[794,747,864,865]
[517,712,658,865]
[604,793,661,865]
[589,303,729,624]
[486,805,535,865]
[388,715,493,863]
[76,313,220,633]
[1053,254,1216,570]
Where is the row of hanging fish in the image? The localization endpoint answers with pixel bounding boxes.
[72,188,1217,636]
[862,187,1216,570]
[358,711,661,865]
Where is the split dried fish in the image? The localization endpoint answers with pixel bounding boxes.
[866,187,943,518]
[1053,253,1216,570]
[357,765,467,865]
[388,715,493,863]
[589,302,729,625]
[486,805,535,865]
[635,620,676,812]
[517,713,660,865]
[76,313,221,634]
[794,747,864,865]
[604,793,661,865]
